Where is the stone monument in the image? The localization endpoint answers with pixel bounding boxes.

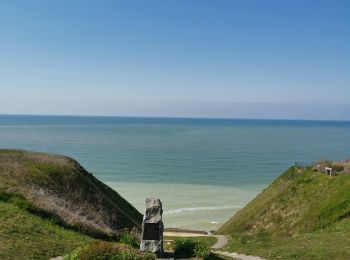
[140,198,164,257]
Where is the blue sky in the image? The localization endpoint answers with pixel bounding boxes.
[0,0,349,119]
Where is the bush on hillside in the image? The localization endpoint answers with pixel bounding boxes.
[174,238,211,258]
[118,229,140,248]
[193,241,212,258]
[332,164,345,172]
[65,241,155,260]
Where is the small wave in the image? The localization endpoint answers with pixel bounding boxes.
[164,205,242,215]
[210,221,220,224]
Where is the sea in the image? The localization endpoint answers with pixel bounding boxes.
[1,115,350,231]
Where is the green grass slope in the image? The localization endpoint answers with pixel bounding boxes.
[218,166,350,259]
[0,199,93,260]
[0,149,142,237]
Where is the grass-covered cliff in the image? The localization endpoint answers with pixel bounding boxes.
[0,149,142,237]
[218,166,350,259]
[0,195,93,259]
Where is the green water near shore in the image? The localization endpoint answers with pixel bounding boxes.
[107,182,260,230]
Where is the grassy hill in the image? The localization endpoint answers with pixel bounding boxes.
[0,149,142,237]
[0,196,93,259]
[218,166,350,259]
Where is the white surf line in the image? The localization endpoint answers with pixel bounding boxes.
[163,205,242,215]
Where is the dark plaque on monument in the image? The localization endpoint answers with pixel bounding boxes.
[142,223,160,240]
[140,198,164,257]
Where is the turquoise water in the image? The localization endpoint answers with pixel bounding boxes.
[1,115,350,230]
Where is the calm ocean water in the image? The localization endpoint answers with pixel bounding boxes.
[1,115,350,230]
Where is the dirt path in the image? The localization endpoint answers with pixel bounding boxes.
[163,231,265,260]
[210,235,228,249]
[212,250,265,260]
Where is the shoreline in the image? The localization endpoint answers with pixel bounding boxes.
[164,228,209,236]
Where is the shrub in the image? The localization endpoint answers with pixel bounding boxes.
[333,164,345,172]
[193,242,211,258]
[118,230,140,248]
[174,239,195,258]
[174,238,211,258]
[65,241,155,260]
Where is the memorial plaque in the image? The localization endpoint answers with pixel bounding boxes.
[142,223,160,240]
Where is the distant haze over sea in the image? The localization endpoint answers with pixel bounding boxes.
[1,115,350,230]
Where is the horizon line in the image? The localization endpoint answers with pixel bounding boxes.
[0,113,349,123]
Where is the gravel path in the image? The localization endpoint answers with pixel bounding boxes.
[211,235,228,249]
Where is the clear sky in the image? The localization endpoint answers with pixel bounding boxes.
[0,0,349,120]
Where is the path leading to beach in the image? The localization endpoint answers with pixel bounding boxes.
[210,235,228,249]
[164,231,264,260]
[210,235,264,260]
[212,250,265,260]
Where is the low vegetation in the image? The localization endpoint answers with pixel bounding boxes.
[65,241,155,260]
[174,239,209,258]
[218,166,350,259]
[0,200,93,260]
[227,218,350,259]
[164,235,217,251]
[117,229,141,248]
[163,237,214,259]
